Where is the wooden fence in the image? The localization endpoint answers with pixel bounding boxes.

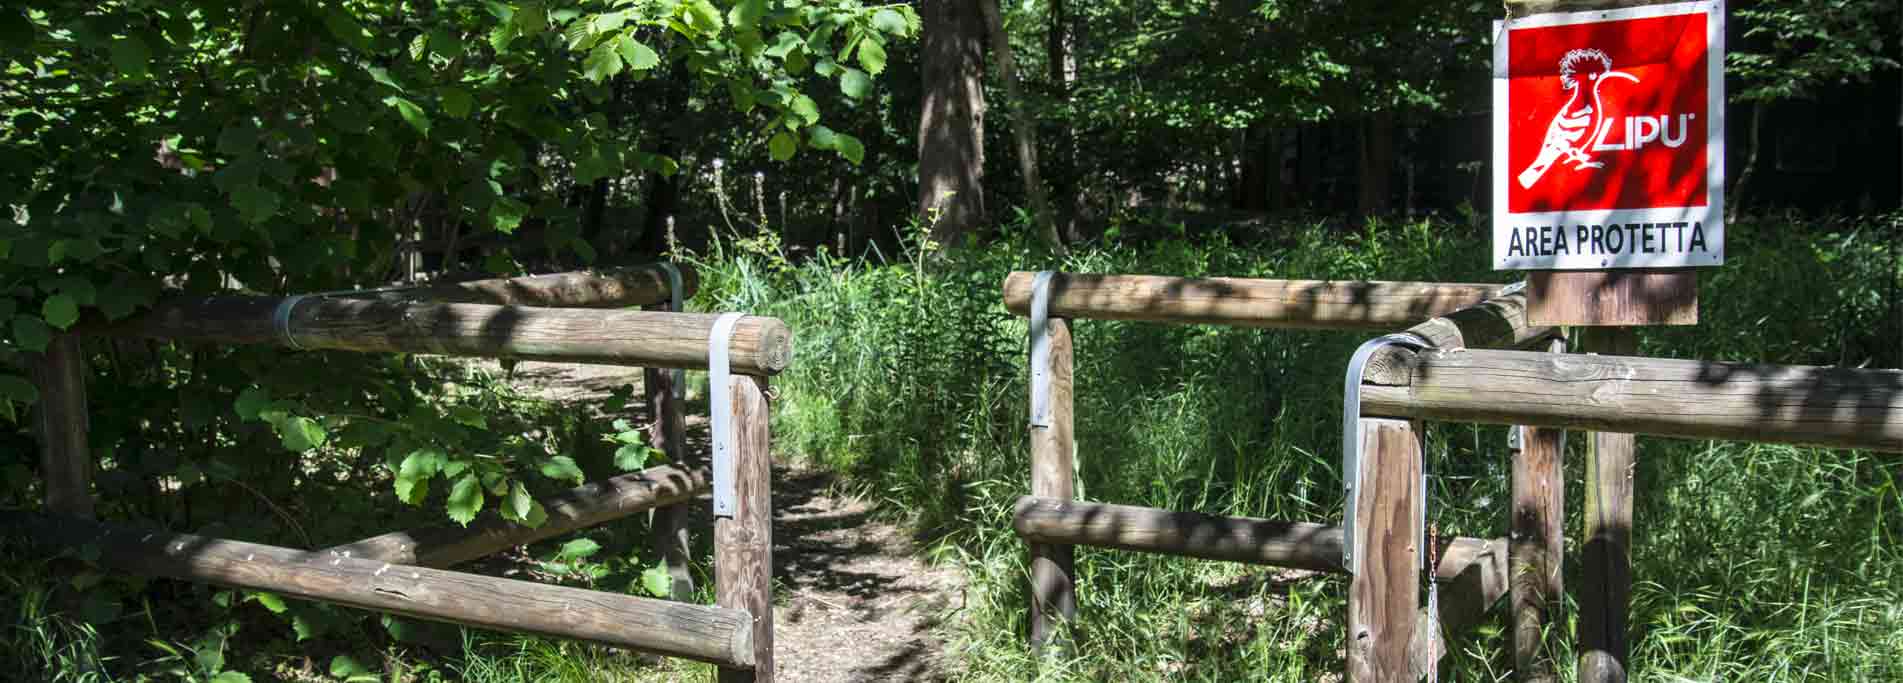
[1004,270,1903,682]
[10,263,784,683]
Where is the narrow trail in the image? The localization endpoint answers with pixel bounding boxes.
[504,361,963,682]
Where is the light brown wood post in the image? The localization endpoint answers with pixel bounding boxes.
[1577,327,1637,683]
[1347,417,1423,683]
[31,333,92,519]
[1028,317,1075,651]
[716,375,773,683]
[646,300,696,601]
[1511,337,1568,683]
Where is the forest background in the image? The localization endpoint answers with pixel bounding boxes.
[1,0,1899,680]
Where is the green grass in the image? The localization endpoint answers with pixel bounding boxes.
[688,212,1902,681]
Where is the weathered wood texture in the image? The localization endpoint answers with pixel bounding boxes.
[109,297,792,375]
[1347,418,1424,683]
[30,334,93,518]
[1410,533,1512,679]
[360,264,699,308]
[1578,328,1638,683]
[1361,290,1563,386]
[1527,270,1698,327]
[1028,317,1076,651]
[716,375,774,683]
[2,513,754,667]
[1358,348,1903,452]
[645,337,696,600]
[1002,272,1506,329]
[1011,497,1502,585]
[326,464,710,568]
[1512,422,1567,683]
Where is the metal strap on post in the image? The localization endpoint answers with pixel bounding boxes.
[273,295,311,350]
[1028,271,1057,428]
[707,312,747,517]
[657,263,687,401]
[1341,332,1432,571]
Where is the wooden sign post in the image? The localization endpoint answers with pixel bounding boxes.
[1498,2,1724,680]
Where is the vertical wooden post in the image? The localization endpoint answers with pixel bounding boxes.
[1028,317,1075,651]
[716,374,773,682]
[645,299,695,601]
[1511,337,1568,683]
[644,364,695,600]
[31,333,92,519]
[1347,417,1423,683]
[1577,327,1637,683]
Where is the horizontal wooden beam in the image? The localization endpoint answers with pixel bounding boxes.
[1360,349,1903,452]
[1011,496,1503,583]
[328,465,710,568]
[1,513,754,668]
[105,297,791,375]
[1001,272,1506,329]
[359,264,699,309]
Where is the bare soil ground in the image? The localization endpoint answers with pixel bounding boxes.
[502,361,964,682]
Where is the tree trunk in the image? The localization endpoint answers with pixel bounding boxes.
[637,62,690,258]
[979,0,1062,253]
[1729,100,1766,223]
[1357,112,1395,216]
[1047,0,1083,241]
[918,0,987,247]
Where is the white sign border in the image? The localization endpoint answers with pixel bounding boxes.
[1491,1,1725,271]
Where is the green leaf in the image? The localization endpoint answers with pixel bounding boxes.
[250,591,289,614]
[555,537,600,561]
[41,295,78,330]
[234,387,270,421]
[582,41,623,82]
[0,375,37,405]
[686,1,724,33]
[640,563,673,597]
[329,654,373,677]
[839,68,872,99]
[857,37,887,75]
[395,449,446,505]
[538,455,585,485]
[110,36,151,79]
[446,473,484,525]
[207,672,251,683]
[490,197,529,233]
[504,481,534,522]
[48,277,97,306]
[230,184,281,224]
[728,0,766,30]
[383,96,431,136]
[440,87,474,119]
[835,133,865,165]
[790,94,820,126]
[12,316,51,353]
[365,66,405,92]
[616,36,661,71]
[766,32,802,58]
[613,444,650,471]
[280,416,328,452]
[870,9,909,35]
[768,132,797,161]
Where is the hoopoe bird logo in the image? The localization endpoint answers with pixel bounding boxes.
[1516,48,1638,189]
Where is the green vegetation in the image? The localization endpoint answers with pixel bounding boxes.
[3,0,1899,679]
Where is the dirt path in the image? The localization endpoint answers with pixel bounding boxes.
[503,361,963,682]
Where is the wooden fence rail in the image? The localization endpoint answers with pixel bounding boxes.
[1359,348,1903,452]
[1002,271,1507,329]
[2,513,756,668]
[106,297,791,375]
[359,264,699,308]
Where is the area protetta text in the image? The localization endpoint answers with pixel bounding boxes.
[1504,221,1710,258]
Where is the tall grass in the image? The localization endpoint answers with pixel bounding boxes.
[690,212,1902,681]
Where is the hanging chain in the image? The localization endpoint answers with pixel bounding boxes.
[1426,521,1442,683]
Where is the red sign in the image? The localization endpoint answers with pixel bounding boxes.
[1492,2,1724,270]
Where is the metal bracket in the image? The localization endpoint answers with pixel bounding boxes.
[657,263,687,401]
[272,295,311,350]
[1342,332,1431,572]
[1028,271,1057,428]
[707,312,746,517]
[1499,279,1528,297]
